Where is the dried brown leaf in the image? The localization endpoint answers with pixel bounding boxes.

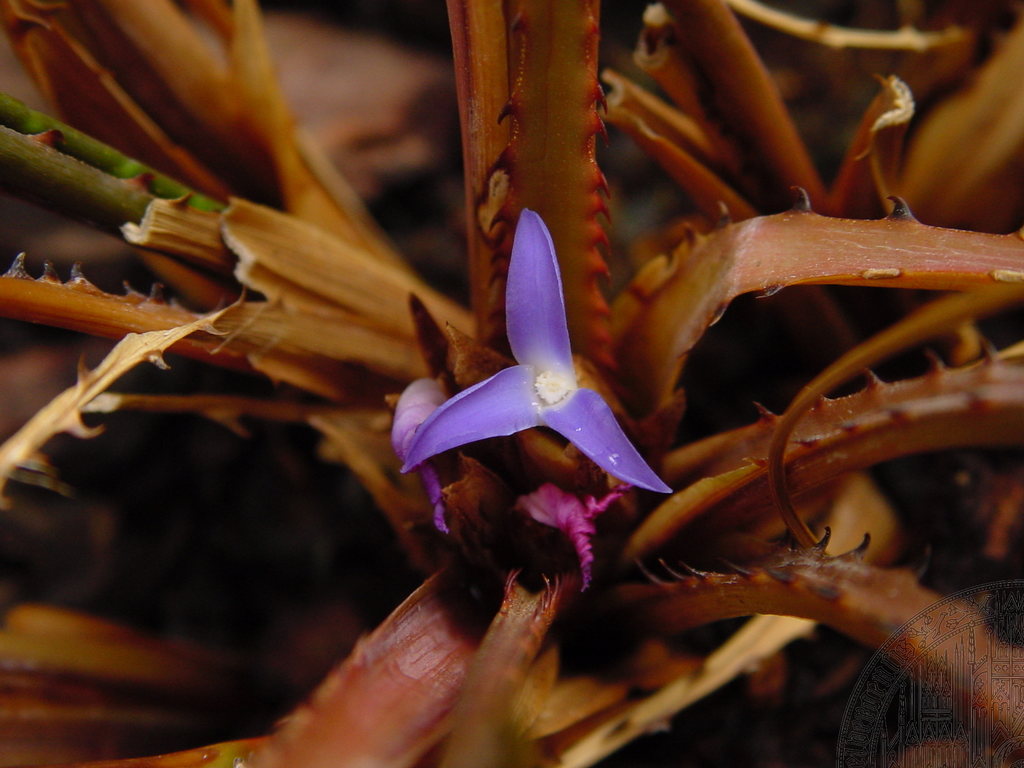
[657,0,825,207]
[222,197,471,339]
[229,0,404,262]
[603,68,756,222]
[121,198,234,277]
[901,12,1024,231]
[0,308,226,506]
[828,75,915,217]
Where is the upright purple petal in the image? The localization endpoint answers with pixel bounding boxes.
[506,210,575,374]
[541,388,672,493]
[401,366,541,472]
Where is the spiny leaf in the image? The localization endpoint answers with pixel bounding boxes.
[767,284,1024,546]
[0,262,411,401]
[503,0,612,367]
[551,488,896,768]
[0,92,225,211]
[447,0,510,346]
[612,207,1024,412]
[627,352,1024,561]
[606,544,939,647]
[0,0,236,198]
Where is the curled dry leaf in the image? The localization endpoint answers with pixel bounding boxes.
[0,308,226,507]
[828,75,915,217]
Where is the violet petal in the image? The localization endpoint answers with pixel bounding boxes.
[418,463,448,532]
[390,378,446,461]
[401,365,541,472]
[505,209,575,375]
[541,388,672,493]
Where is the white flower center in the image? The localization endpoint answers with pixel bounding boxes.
[534,369,575,406]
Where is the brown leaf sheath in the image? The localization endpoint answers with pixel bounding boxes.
[612,206,1024,413]
[441,578,564,768]
[251,574,485,768]
[901,12,1024,233]
[625,357,1024,562]
[827,75,915,218]
[504,0,613,368]
[447,0,510,347]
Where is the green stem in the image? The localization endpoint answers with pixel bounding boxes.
[0,123,154,229]
[0,92,224,213]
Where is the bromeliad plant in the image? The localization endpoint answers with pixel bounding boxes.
[0,0,1022,766]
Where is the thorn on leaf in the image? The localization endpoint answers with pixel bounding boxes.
[846,533,871,559]
[4,253,30,279]
[885,196,917,221]
[922,348,945,373]
[662,559,708,580]
[813,526,832,552]
[721,559,754,576]
[789,187,812,212]
[909,544,932,578]
[862,369,884,389]
[636,559,668,585]
[978,337,1000,363]
[715,202,731,229]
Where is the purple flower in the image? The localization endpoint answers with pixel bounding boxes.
[391,378,449,531]
[517,483,627,589]
[401,209,671,494]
